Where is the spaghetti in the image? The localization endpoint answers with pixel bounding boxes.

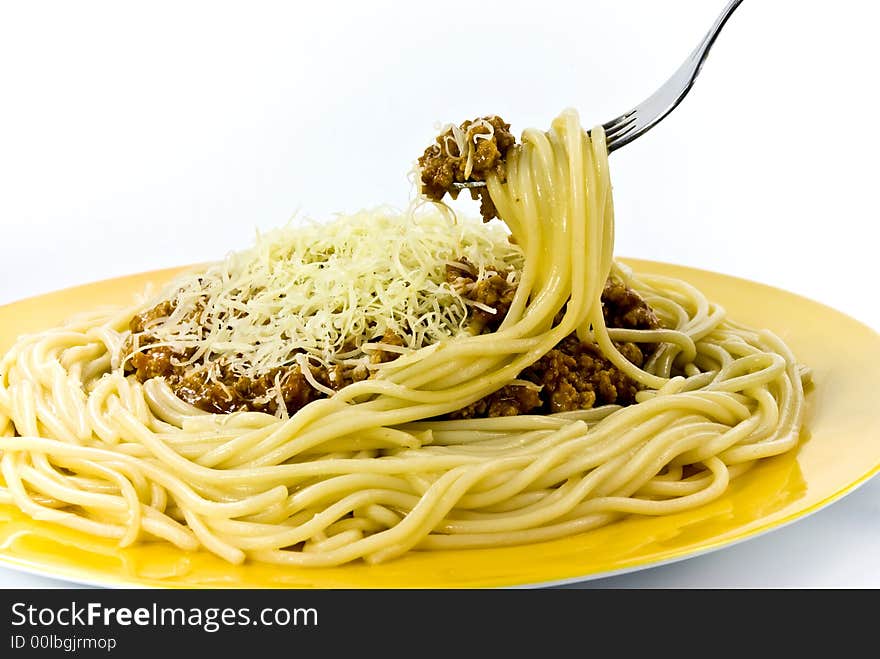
[0,109,808,566]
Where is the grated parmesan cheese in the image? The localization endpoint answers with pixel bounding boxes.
[131,206,524,392]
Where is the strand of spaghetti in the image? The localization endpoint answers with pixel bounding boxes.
[0,438,291,517]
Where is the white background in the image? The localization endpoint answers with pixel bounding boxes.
[0,0,878,588]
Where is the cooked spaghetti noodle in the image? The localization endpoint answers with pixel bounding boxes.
[0,109,808,566]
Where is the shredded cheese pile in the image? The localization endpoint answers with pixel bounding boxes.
[128,206,524,389]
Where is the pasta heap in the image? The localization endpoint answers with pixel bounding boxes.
[0,109,808,566]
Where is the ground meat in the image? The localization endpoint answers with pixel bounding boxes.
[418,115,516,221]
[447,276,660,418]
[129,301,175,334]
[447,383,543,419]
[125,307,405,416]
[128,346,340,416]
[126,324,319,416]
[447,338,645,420]
[200,365,322,416]
[602,279,661,330]
[446,258,517,331]
[529,336,643,412]
[129,345,178,381]
[370,330,406,364]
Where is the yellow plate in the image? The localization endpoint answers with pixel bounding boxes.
[1,259,878,588]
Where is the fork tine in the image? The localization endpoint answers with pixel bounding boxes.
[602,110,637,138]
[451,181,486,190]
[602,112,639,152]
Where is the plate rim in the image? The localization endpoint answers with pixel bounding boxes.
[2,463,877,590]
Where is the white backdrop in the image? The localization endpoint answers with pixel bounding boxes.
[1,0,878,588]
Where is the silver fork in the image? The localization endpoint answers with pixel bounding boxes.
[453,0,744,191]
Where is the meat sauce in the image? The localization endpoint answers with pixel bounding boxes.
[125,276,660,418]
[445,270,660,418]
[418,115,516,221]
